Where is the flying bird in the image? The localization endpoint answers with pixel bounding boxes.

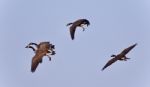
[66,19,90,40]
[26,42,56,72]
[102,43,137,71]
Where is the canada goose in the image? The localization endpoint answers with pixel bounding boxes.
[26,42,55,55]
[102,43,137,71]
[66,19,90,40]
[26,42,56,72]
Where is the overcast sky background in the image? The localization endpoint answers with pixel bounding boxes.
[0,0,150,87]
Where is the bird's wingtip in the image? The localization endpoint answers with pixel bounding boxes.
[31,70,35,73]
[101,68,105,71]
[135,43,138,45]
[71,37,74,40]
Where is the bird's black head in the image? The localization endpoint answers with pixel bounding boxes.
[25,43,32,48]
[25,45,30,48]
[25,42,38,48]
[111,54,116,57]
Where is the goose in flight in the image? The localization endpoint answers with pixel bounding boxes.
[66,19,90,40]
[102,43,137,71]
[25,42,55,72]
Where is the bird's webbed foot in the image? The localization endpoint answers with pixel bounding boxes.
[48,55,51,61]
[80,24,85,31]
[82,27,85,31]
[39,59,43,63]
[46,54,51,61]
[51,51,56,55]
[124,56,130,61]
[125,57,130,60]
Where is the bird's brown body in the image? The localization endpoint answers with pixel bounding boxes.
[102,43,137,71]
[26,42,55,72]
[66,19,90,40]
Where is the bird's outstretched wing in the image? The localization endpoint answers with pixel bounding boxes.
[102,57,118,71]
[70,25,76,40]
[31,50,46,72]
[121,43,137,55]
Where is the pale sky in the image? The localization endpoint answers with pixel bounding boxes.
[0,0,150,87]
